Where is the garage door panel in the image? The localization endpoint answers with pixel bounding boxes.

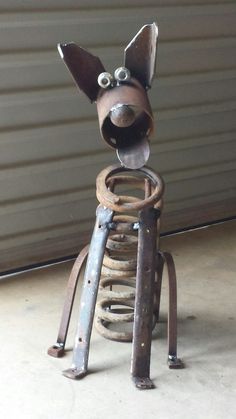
[165,169,236,208]
[1,109,236,173]
[0,5,235,53]
[0,2,235,273]
[2,42,236,93]
[1,76,236,132]
[1,0,231,10]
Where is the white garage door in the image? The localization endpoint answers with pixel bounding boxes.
[0,0,236,273]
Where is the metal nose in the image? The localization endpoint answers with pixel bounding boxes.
[110,104,136,128]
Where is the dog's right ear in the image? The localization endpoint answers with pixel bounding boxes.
[124,23,158,90]
[58,43,105,102]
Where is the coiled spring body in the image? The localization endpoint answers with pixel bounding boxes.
[95,215,138,342]
[95,166,164,342]
[48,163,183,387]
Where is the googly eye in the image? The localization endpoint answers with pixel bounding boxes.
[114,67,131,82]
[97,72,113,88]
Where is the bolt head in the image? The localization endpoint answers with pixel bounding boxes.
[110,104,135,127]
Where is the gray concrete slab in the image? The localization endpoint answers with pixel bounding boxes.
[0,220,235,419]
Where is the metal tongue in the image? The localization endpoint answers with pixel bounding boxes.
[116,137,150,169]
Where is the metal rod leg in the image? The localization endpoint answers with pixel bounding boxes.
[153,251,164,323]
[48,245,89,358]
[63,205,114,379]
[162,252,184,369]
[131,207,159,389]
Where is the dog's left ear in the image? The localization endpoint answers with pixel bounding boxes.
[58,43,105,102]
[124,23,158,90]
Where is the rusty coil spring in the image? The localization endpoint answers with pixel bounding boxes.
[96,164,164,212]
[95,215,138,342]
[95,165,164,342]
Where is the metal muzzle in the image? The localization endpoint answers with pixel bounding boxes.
[96,78,154,169]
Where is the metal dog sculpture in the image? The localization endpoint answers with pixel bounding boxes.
[48,23,184,390]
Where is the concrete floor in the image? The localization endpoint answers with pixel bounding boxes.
[0,220,236,419]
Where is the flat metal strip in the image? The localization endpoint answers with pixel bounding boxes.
[63,205,113,379]
[48,245,89,357]
[131,207,159,389]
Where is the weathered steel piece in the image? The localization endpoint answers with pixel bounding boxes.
[96,77,153,169]
[96,164,164,212]
[94,170,160,344]
[58,43,105,102]
[125,23,158,90]
[48,164,183,388]
[48,245,89,357]
[95,226,138,342]
[57,23,158,169]
[116,137,150,170]
[51,21,184,388]
[131,207,159,389]
[161,252,184,369]
[153,251,164,324]
[63,205,113,379]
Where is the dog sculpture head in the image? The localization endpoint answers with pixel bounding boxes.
[58,23,158,169]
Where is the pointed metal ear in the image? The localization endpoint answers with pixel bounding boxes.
[58,43,106,102]
[124,23,158,89]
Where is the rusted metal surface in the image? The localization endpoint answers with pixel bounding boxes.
[49,164,183,387]
[153,251,164,324]
[96,77,153,169]
[124,23,158,90]
[63,205,113,379]
[131,207,159,389]
[48,245,89,358]
[57,23,158,169]
[96,164,164,212]
[95,224,138,342]
[94,166,162,345]
[51,22,183,389]
[58,43,105,102]
[161,252,184,369]
[116,138,150,170]
[107,215,139,233]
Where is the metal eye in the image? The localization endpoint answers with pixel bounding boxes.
[97,72,113,89]
[114,67,131,82]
